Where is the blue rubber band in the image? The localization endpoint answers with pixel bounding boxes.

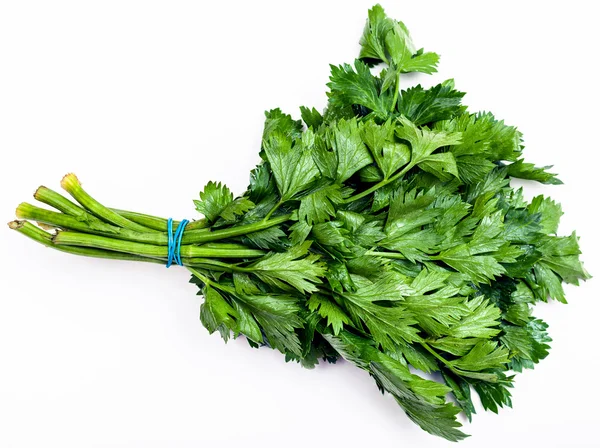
[166,218,189,268]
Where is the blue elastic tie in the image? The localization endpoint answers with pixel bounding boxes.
[166,218,189,268]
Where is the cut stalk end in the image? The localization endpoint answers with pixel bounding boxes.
[8,220,24,230]
[33,186,48,200]
[61,173,80,192]
[15,202,34,219]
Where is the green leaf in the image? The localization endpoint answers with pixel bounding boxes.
[194,181,234,223]
[242,226,287,250]
[327,60,392,119]
[312,131,338,179]
[501,319,551,371]
[370,362,468,442]
[442,370,476,421]
[341,273,421,348]
[503,208,541,243]
[384,228,441,263]
[437,112,522,162]
[397,80,466,126]
[465,167,510,203]
[199,286,238,341]
[358,4,394,63]
[325,261,356,293]
[451,340,509,372]
[341,215,385,248]
[401,48,440,74]
[231,299,263,344]
[263,130,318,201]
[247,163,275,203]
[385,26,439,74]
[219,197,255,222]
[446,296,502,339]
[235,293,304,356]
[538,232,590,286]
[533,262,566,303]
[332,118,373,183]
[299,184,344,224]
[395,116,462,168]
[417,152,460,181]
[385,186,438,236]
[324,331,467,441]
[312,221,349,248]
[361,120,410,179]
[455,155,496,184]
[430,337,481,357]
[346,254,389,280]
[307,293,350,335]
[395,341,439,374]
[232,272,261,295]
[358,4,439,74]
[528,195,563,235]
[289,221,312,246]
[507,159,562,185]
[471,375,514,414]
[248,241,326,294]
[403,269,470,336]
[262,108,303,142]
[300,106,323,129]
[436,244,506,284]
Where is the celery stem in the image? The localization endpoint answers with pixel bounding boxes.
[8,220,162,263]
[110,209,208,232]
[53,231,266,259]
[60,173,155,232]
[17,202,291,246]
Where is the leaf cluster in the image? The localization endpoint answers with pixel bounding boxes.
[189,4,589,441]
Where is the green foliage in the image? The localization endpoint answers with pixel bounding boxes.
[186,5,588,440]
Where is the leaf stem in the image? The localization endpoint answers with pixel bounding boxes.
[187,267,214,287]
[187,268,237,294]
[344,163,413,203]
[390,70,401,112]
[365,250,406,260]
[183,214,291,244]
[420,342,458,372]
[419,342,498,382]
[264,200,284,221]
[184,258,245,272]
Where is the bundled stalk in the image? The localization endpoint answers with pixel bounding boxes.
[8,5,589,441]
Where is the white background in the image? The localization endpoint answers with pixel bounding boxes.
[1,1,598,447]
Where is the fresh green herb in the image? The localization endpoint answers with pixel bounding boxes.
[9,4,589,441]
